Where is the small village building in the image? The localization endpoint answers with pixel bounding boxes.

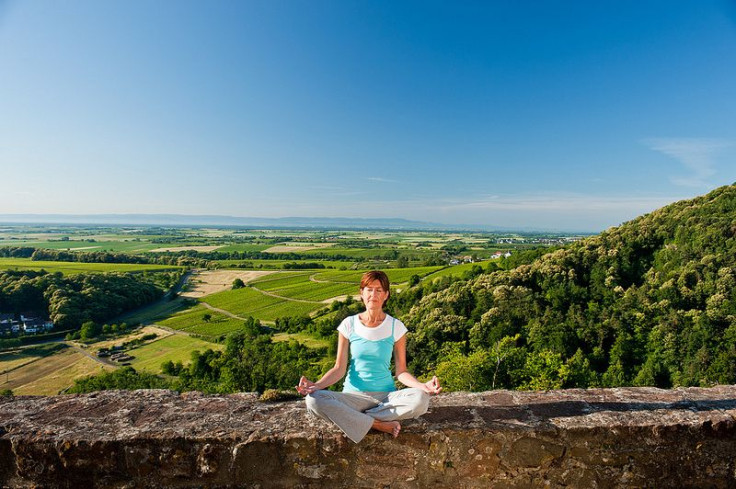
[0,312,54,335]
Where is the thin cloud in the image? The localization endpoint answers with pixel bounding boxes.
[367,177,398,183]
[643,137,731,187]
[433,194,677,213]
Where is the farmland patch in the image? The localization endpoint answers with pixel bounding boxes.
[149,245,225,253]
[181,270,277,298]
[127,334,224,373]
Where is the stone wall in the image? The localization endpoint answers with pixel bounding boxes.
[1,386,736,488]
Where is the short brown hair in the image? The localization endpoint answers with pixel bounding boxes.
[359,270,391,301]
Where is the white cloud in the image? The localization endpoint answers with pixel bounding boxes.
[643,137,731,187]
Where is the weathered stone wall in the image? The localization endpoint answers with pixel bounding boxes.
[1,386,735,488]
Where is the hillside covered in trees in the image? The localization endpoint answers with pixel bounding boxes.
[0,271,164,330]
[399,184,736,390]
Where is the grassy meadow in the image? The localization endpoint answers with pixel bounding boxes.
[0,344,115,395]
[127,334,224,373]
[0,257,182,274]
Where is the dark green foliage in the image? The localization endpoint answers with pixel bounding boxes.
[398,184,736,390]
[282,262,326,269]
[68,367,171,393]
[79,321,100,340]
[231,278,245,289]
[168,317,325,393]
[0,271,163,330]
[0,247,36,258]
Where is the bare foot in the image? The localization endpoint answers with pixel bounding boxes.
[372,420,401,438]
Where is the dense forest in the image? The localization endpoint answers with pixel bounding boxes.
[398,184,736,390]
[0,271,164,329]
[71,184,735,394]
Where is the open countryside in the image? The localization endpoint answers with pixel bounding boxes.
[1,224,567,394]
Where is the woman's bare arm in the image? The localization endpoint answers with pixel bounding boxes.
[296,333,349,395]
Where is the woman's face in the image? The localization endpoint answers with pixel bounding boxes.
[360,279,388,309]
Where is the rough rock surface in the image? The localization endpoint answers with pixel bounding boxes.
[1,386,736,488]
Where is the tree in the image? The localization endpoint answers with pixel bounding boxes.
[490,334,521,389]
[232,278,245,289]
[202,313,212,323]
[436,349,492,391]
[79,321,100,340]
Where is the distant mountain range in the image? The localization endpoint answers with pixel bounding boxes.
[0,214,576,233]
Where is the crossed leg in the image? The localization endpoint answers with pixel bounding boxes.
[306,388,430,443]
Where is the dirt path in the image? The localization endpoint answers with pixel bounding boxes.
[199,302,275,326]
[308,273,355,284]
[247,285,323,304]
[65,343,115,368]
[263,243,334,253]
[150,246,225,253]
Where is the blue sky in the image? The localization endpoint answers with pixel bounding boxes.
[1,1,734,231]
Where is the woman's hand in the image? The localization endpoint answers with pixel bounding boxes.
[296,376,319,396]
[422,376,442,395]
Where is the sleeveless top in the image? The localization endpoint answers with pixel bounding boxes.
[343,315,397,392]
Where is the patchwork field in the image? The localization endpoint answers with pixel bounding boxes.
[149,245,225,253]
[0,345,114,395]
[87,326,174,350]
[181,270,276,298]
[212,259,352,269]
[0,258,182,274]
[424,261,493,279]
[157,304,248,337]
[309,266,443,284]
[200,287,324,322]
[127,334,224,373]
[263,242,335,253]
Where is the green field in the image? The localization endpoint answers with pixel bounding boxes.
[249,272,313,290]
[213,259,352,269]
[0,258,183,274]
[424,261,491,279]
[272,332,331,349]
[194,266,447,323]
[0,239,166,253]
[157,304,248,337]
[310,266,444,284]
[127,334,224,373]
[201,287,324,321]
[215,244,280,253]
[0,344,114,395]
[247,272,354,301]
[117,296,191,326]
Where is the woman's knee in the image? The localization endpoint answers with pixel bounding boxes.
[402,388,430,416]
[415,389,430,416]
[305,390,329,415]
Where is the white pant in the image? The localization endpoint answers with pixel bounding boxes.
[306,388,430,443]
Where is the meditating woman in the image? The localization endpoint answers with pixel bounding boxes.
[296,270,441,443]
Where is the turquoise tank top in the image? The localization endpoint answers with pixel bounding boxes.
[343,315,396,393]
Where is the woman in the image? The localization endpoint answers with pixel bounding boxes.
[296,270,441,443]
